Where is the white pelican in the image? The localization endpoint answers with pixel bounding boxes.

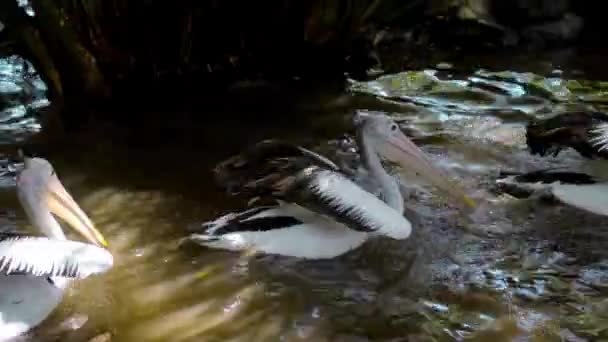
[0,157,113,341]
[497,111,608,216]
[190,111,475,259]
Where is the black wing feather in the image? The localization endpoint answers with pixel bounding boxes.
[212,139,384,233]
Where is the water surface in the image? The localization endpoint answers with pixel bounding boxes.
[2,50,608,341]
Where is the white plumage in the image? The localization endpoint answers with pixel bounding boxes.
[194,203,370,259]
[499,113,608,217]
[0,236,113,278]
[0,274,64,341]
[0,157,112,340]
[0,238,112,341]
[192,112,470,259]
[306,170,411,239]
[552,183,608,216]
[591,123,608,151]
[195,170,413,259]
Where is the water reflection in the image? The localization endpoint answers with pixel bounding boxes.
[3,50,608,340]
[0,56,45,144]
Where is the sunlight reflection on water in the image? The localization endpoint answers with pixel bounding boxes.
[0,56,46,143]
[3,51,608,340]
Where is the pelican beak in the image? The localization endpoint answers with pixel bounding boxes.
[45,177,108,247]
[381,130,477,209]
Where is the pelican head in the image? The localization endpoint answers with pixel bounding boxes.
[16,157,108,247]
[354,110,476,208]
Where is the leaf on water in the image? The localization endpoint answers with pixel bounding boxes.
[366,70,439,96]
[564,310,608,338]
[546,275,573,293]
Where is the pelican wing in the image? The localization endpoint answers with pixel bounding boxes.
[590,123,608,152]
[213,139,342,199]
[0,233,113,279]
[213,140,410,236]
[526,111,608,159]
[281,167,410,237]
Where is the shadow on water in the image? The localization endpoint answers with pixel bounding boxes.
[3,48,608,341]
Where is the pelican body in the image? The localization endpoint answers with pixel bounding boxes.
[191,111,473,259]
[499,111,608,216]
[0,157,112,341]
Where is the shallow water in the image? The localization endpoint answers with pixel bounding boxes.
[3,50,608,341]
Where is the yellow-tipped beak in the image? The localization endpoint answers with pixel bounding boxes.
[461,195,477,209]
[46,178,108,247]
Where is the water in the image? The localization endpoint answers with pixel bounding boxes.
[0,56,47,150]
[2,50,608,341]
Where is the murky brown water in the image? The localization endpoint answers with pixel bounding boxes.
[3,50,608,341]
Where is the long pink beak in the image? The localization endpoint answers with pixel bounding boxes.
[382,130,476,209]
[47,177,109,247]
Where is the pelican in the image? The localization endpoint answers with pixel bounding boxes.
[526,111,608,159]
[497,111,608,216]
[190,111,475,259]
[0,157,113,341]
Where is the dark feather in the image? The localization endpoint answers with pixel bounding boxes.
[214,216,302,235]
[281,167,379,232]
[526,111,608,159]
[212,139,383,233]
[501,169,598,185]
[213,139,342,199]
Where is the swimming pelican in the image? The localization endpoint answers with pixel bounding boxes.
[190,111,475,259]
[497,111,608,216]
[526,111,608,159]
[0,157,113,341]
